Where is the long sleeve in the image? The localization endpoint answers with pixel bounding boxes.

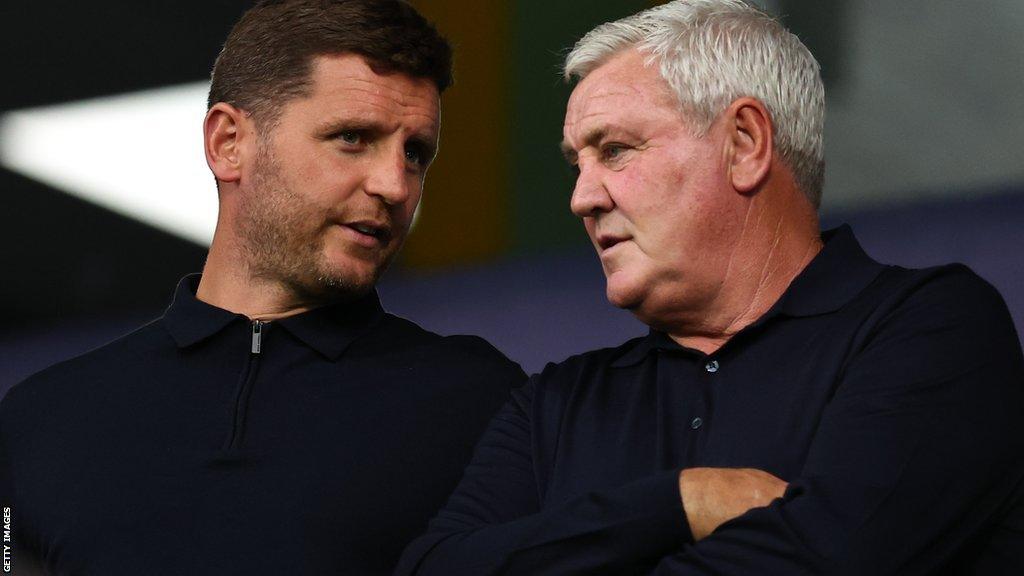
[394,379,692,576]
[399,264,1024,575]
[646,270,1024,575]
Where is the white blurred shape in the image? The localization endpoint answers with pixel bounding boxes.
[0,82,217,246]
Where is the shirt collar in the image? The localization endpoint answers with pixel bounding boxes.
[610,225,884,367]
[773,224,884,318]
[610,331,681,367]
[163,274,385,360]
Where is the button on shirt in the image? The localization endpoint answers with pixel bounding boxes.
[396,226,1024,576]
[0,276,525,576]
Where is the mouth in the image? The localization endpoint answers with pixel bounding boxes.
[341,220,392,246]
[596,234,630,251]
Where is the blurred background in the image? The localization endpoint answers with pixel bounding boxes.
[2,0,1022,396]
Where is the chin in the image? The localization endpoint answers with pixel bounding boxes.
[318,265,378,295]
[604,274,645,311]
[289,259,374,302]
[323,248,388,285]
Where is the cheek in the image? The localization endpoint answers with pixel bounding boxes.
[399,186,424,222]
[610,169,648,209]
[274,157,333,210]
[614,157,687,219]
[615,167,688,245]
[385,198,421,242]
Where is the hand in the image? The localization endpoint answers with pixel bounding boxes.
[679,467,787,540]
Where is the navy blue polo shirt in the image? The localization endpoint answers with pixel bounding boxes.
[0,276,525,575]
[397,226,1024,575]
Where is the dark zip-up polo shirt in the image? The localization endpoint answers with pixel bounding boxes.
[0,276,525,575]
[397,226,1024,575]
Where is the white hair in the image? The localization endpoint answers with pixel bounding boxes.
[564,0,825,207]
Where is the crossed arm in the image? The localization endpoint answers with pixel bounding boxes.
[679,467,787,541]
[394,387,787,576]
[395,272,1024,575]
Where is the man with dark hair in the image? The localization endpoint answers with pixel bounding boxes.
[397,1,1024,574]
[207,0,453,129]
[0,1,523,575]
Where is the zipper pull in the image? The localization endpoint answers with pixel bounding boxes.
[251,321,264,354]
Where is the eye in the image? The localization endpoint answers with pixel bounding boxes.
[338,130,361,145]
[404,143,430,167]
[404,147,422,165]
[601,144,626,161]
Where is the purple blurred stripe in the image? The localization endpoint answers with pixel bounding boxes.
[3,186,1023,398]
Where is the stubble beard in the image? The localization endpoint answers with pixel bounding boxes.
[236,141,396,304]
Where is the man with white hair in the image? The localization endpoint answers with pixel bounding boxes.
[395,1,1024,574]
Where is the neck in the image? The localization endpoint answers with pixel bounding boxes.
[667,191,822,354]
[197,227,318,321]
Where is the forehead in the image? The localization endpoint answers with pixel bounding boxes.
[287,53,441,137]
[564,49,681,140]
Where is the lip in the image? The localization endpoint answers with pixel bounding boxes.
[338,220,392,248]
[596,234,630,251]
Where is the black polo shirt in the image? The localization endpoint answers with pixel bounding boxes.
[0,276,525,576]
[397,226,1024,575]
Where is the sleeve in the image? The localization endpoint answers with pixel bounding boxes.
[394,376,693,576]
[646,269,1024,575]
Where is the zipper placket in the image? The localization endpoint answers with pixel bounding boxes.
[251,320,264,354]
[224,320,265,451]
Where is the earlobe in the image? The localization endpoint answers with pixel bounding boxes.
[727,98,773,194]
[204,103,248,185]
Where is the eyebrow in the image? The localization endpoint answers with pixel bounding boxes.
[315,117,385,137]
[559,128,608,164]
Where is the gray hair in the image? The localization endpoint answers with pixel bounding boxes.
[564,0,825,207]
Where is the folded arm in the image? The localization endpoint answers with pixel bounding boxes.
[399,270,1024,576]
[647,271,1024,575]
[396,382,785,576]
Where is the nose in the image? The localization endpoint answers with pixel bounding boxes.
[364,145,413,206]
[569,160,613,218]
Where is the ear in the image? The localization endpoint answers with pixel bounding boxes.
[204,102,252,186]
[725,97,773,194]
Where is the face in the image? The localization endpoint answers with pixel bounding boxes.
[237,53,440,301]
[562,49,746,326]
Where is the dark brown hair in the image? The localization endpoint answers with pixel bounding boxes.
[208,0,452,126]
